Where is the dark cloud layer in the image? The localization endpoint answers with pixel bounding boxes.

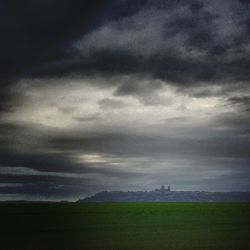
[0,0,112,111]
[1,1,250,95]
[41,0,250,89]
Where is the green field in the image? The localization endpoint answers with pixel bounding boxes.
[0,202,250,250]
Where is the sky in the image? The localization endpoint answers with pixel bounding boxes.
[0,0,250,201]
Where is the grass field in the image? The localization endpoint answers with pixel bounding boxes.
[0,202,250,250]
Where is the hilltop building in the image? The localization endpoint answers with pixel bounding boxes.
[156,185,171,192]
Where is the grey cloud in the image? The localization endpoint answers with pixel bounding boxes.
[74,113,102,122]
[213,111,250,134]
[227,96,250,112]
[98,98,127,109]
[114,77,164,96]
[58,107,77,114]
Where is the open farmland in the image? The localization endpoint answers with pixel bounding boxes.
[0,202,250,250]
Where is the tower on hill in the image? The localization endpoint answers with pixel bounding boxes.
[157,185,171,192]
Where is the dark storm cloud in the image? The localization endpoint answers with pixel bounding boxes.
[0,122,141,186]
[1,122,250,198]
[1,0,250,102]
[9,0,246,102]
[0,0,149,86]
[0,0,113,111]
[0,0,111,79]
[0,0,150,112]
[32,128,250,193]
[0,149,138,178]
[42,128,250,160]
[0,174,96,199]
[0,144,140,199]
[71,0,250,93]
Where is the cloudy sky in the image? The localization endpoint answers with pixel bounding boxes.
[0,0,250,200]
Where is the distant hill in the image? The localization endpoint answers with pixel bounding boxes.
[0,200,59,204]
[78,187,250,202]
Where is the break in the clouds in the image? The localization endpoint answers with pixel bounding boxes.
[0,0,250,200]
